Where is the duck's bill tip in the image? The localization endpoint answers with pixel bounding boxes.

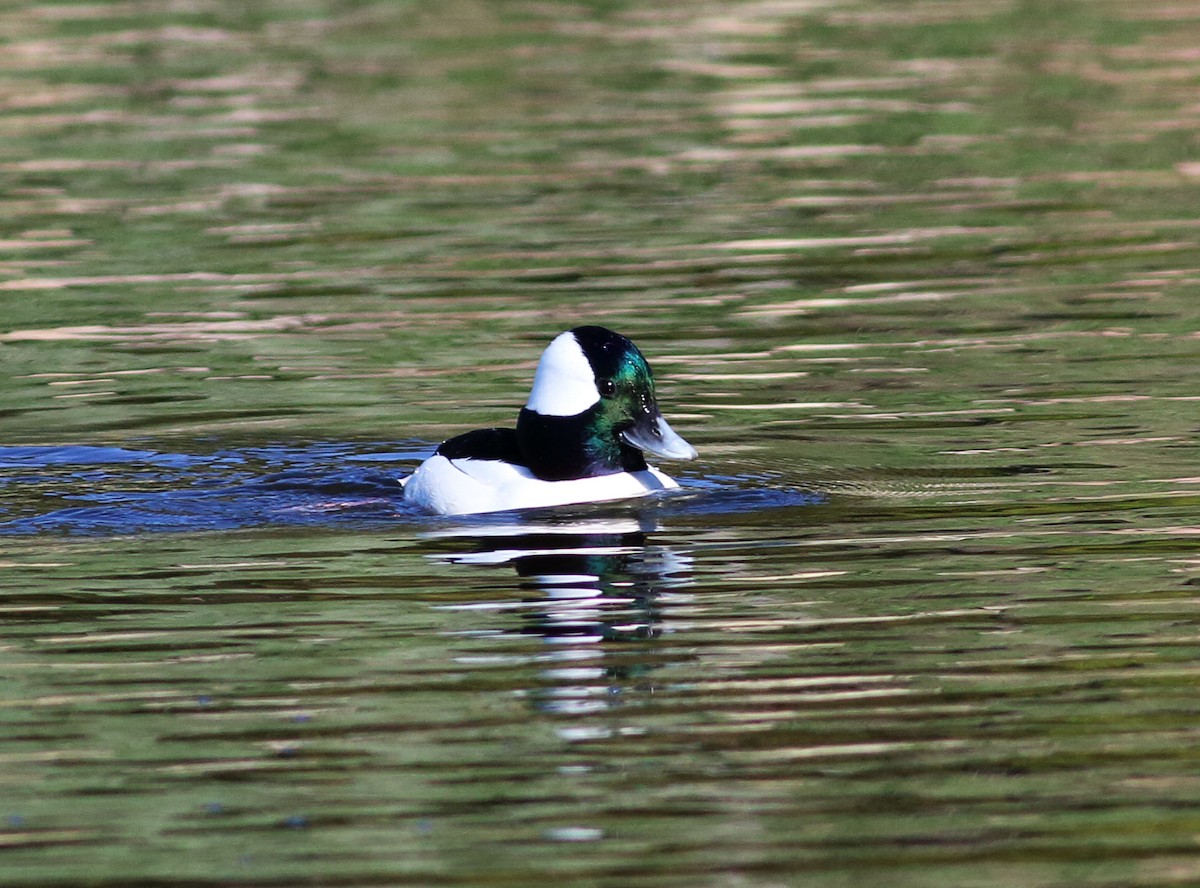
[621,416,697,461]
[664,439,699,461]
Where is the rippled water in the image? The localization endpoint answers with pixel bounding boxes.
[2,1,1200,885]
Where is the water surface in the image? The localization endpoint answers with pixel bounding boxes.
[2,1,1200,885]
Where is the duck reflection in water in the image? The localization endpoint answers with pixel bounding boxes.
[424,513,691,714]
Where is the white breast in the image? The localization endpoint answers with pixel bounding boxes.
[402,454,678,516]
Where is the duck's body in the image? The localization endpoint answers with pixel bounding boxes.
[402,326,696,516]
[402,448,678,516]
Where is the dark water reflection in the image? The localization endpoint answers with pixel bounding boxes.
[428,519,692,716]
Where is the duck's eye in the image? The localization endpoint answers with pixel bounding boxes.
[598,379,616,398]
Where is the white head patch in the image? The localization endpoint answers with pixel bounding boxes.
[524,331,600,417]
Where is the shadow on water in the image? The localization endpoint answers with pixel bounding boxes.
[0,442,824,536]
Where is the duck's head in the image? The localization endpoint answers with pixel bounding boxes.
[518,326,697,480]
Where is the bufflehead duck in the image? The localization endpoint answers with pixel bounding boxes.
[402,326,697,515]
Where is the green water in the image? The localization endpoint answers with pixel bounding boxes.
[2,1,1200,885]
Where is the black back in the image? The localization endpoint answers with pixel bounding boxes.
[436,428,526,465]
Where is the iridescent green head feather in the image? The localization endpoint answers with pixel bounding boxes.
[517,326,695,481]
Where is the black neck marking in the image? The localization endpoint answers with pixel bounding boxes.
[517,406,646,481]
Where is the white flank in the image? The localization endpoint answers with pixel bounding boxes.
[524,331,600,417]
[403,455,678,516]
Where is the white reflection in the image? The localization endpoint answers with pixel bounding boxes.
[422,512,693,717]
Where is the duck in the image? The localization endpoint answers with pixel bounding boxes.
[402,325,697,515]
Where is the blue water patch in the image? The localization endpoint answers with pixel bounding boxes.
[0,443,822,536]
[0,442,427,536]
[666,484,825,516]
[0,444,203,469]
